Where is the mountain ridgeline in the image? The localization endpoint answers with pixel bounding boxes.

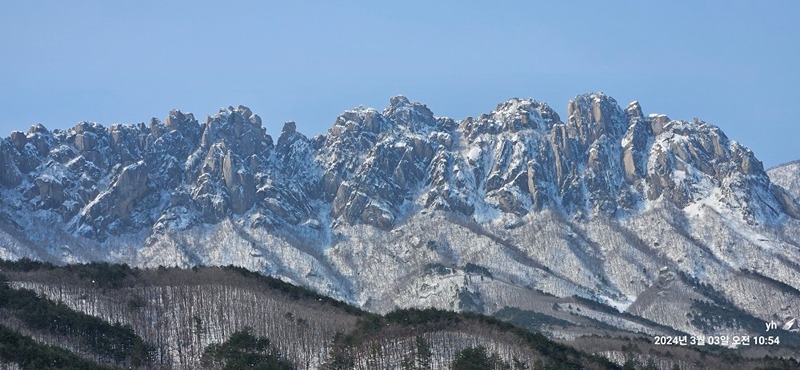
[1,93,800,368]
[1,93,796,240]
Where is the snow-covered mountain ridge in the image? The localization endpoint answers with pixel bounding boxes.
[2,93,800,341]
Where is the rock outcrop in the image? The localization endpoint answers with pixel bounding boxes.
[0,94,795,237]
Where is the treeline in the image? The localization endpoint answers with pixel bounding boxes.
[1,260,618,369]
[2,259,360,368]
[0,274,153,367]
[219,265,364,315]
[0,259,139,290]
[0,324,111,370]
[325,307,618,370]
[0,259,361,314]
[3,259,799,369]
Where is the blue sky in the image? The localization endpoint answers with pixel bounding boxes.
[1,1,798,167]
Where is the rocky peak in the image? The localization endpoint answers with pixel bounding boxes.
[281,121,296,134]
[328,107,386,139]
[319,107,388,189]
[276,121,311,165]
[634,115,797,223]
[187,106,270,220]
[9,131,27,150]
[200,105,270,158]
[648,113,671,134]
[462,98,562,140]
[495,98,562,129]
[388,95,411,109]
[61,121,115,171]
[621,102,654,184]
[0,93,796,242]
[625,101,644,120]
[383,95,437,132]
[566,93,627,144]
[27,123,49,135]
[164,109,199,133]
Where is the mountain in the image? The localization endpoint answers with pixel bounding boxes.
[1,93,800,360]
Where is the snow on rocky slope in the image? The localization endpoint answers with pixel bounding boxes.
[770,160,800,201]
[1,93,799,340]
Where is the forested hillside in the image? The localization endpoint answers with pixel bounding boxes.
[0,260,797,369]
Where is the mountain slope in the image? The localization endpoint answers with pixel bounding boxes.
[2,261,798,370]
[0,262,619,369]
[769,160,800,201]
[1,94,800,352]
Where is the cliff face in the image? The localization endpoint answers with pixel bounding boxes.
[2,93,793,240]
[1,94,800,345]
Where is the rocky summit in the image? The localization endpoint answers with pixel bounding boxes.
[1,93,800,342]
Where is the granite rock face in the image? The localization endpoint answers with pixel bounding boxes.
[1,94,800,338]
[0,93,796,236]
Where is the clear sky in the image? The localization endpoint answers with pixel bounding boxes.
[1,1,798,167]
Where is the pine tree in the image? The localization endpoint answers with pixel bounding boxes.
[402,356,414,370]
[415,336,432,370]
[512,356,529,370]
